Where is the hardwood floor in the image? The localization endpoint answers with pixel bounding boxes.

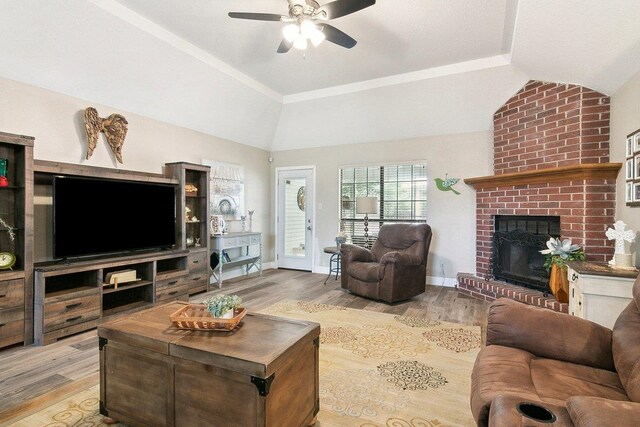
[0,269,489,425]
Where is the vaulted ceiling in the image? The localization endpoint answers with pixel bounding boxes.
[1,0,639,151]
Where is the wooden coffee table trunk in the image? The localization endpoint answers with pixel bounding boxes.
[98,302,320,427]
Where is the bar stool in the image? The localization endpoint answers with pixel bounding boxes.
[323,246,341,285]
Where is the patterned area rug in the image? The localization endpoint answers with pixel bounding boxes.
[261,301,480,427]
[10,384,119,427]
[12,301,480,427]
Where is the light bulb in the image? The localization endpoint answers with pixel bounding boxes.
[282,24,299,43]
[309,27,325,47]
[300,20,317,38]
[293,34,308,50]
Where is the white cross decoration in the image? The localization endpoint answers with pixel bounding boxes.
[605,220,635,254]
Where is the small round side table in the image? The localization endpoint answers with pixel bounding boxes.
[323,246,341,285]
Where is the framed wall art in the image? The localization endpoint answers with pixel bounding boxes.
[627,129,640,206]
[202,159,245,221]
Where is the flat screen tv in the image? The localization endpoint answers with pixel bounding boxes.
[53,176,177,259]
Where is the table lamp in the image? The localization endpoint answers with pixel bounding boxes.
[356,196,378,248]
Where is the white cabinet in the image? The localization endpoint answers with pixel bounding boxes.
[567,261,638,329]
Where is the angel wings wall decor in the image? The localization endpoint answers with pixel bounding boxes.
[83,107,128,163]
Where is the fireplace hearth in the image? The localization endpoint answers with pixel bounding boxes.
[492,215,560,292]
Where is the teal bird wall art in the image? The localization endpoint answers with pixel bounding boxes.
[435,173,461,195]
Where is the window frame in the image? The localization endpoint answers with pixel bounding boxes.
[338,161,428,245]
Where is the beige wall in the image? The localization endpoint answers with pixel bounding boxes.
[611,68,640,267]
[0,77,273,263]
[270,131,493,283]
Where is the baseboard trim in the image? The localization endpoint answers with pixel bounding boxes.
[311,268,456,288]
[427,276,457,287]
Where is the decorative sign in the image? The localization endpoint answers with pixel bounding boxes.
[202,160,244,221]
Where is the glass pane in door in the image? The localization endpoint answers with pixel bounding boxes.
[284,178,306,257]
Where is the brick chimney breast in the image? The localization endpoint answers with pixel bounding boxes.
[472,80,615,279]
[493,80,610,175]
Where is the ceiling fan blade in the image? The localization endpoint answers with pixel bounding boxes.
[318,23,357,48]
[319,0,375,20]
[228,12,284,22]
[277,39,293,53]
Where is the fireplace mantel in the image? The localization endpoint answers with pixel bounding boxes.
[464,163,621,189]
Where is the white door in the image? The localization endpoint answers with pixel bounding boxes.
[277,168,314,271]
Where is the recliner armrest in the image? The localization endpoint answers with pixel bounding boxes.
[567,396,640,427]
[486,298,614,371]
[379,251,422,266]
[340,243,375,263]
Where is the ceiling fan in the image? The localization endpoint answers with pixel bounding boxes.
[228,0,376,53]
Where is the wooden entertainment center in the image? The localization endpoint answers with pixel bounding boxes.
[1,131,213,347]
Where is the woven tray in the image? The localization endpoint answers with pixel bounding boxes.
[170,304,247,331]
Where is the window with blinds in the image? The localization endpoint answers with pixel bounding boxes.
[339,163,427,245]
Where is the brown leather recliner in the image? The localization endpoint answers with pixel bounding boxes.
[470,275,640,426]
[340,223,432,304]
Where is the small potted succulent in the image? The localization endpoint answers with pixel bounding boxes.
[202,294,242,319]
[540,237,585,303]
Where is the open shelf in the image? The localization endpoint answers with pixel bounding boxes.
[157,256,188,278]
[222,255,260,271]
[45,285,96,299]
[44,271,99,297]
[102,280,153,295]
[103,300,154,318]
[103,284,154,316]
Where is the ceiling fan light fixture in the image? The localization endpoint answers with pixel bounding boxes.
[309,27,325,46]
[293,34,308,50]
[300,20,317,38]
[282,23,300,42]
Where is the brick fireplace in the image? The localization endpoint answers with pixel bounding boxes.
[457,80,620,312]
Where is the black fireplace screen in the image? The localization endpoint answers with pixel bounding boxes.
[492,216,560,292]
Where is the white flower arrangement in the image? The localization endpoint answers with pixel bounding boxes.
[539,237,585,271]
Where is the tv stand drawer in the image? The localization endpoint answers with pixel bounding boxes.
[0,306,25,347]
[0,278,25,310]
[44,293,101,333]
[44,292,100,322]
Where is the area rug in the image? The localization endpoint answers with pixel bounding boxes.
[11,301,481,427]
[260,300,480,427]
[8,384,122,427]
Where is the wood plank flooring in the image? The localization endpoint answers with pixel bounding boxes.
[0,269,489,425]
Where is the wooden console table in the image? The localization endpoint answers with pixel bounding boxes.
[567,261,639,329]
[98,302,320,427]
[210,232,262,287]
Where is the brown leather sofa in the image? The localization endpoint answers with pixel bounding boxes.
[340,223,432,304]
[470,275,640,426]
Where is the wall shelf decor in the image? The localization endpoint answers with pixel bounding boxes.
[625,129,640,206]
